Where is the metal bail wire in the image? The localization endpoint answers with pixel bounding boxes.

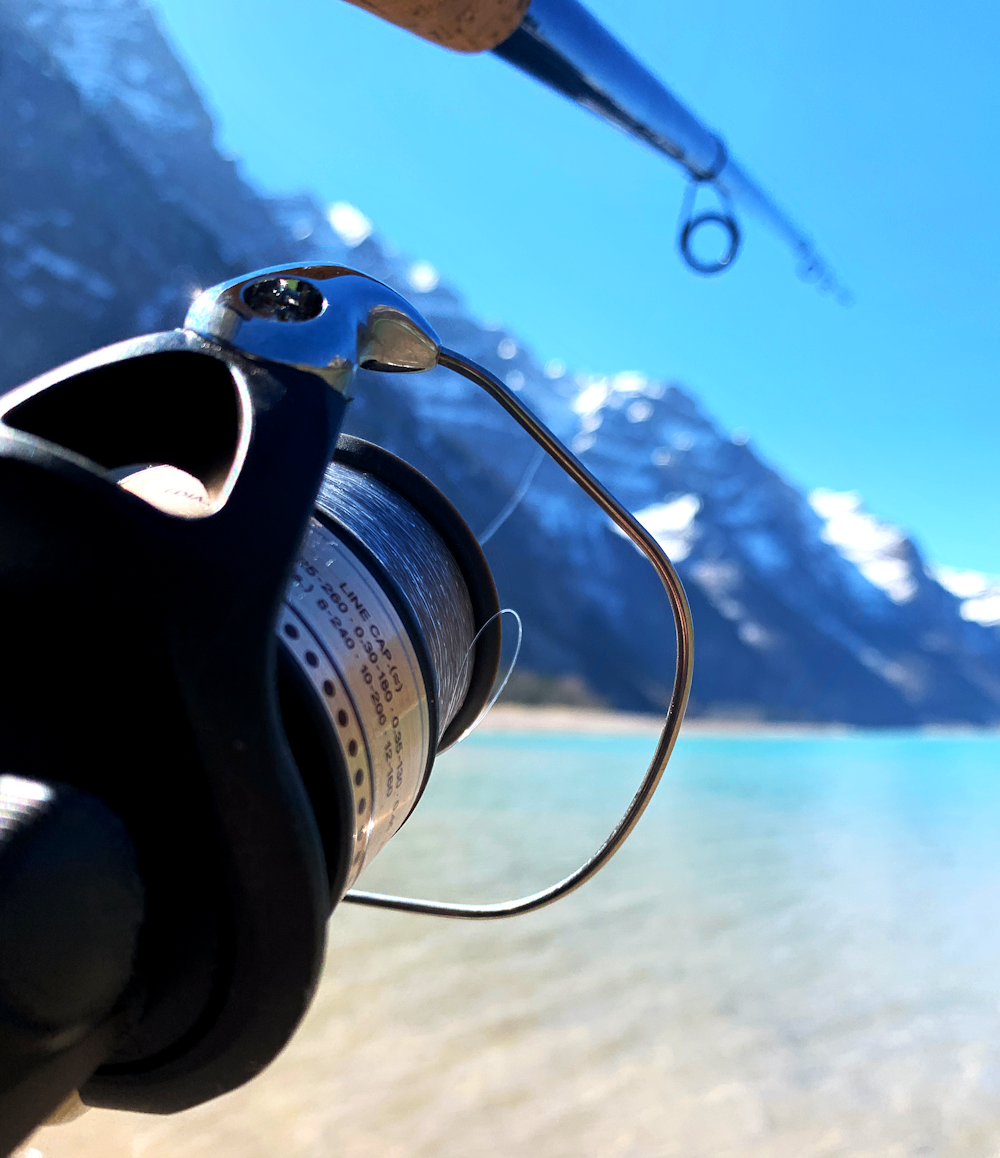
[341,347,695,920]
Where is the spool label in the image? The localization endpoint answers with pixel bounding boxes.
[283,518,431,893]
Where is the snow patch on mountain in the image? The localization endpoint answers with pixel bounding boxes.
[809,489,918,604]
[935,566,1000,627]
[8,0,200,131]
[328,202,374,249]
[615,494,701,563]
[407,260,440,294]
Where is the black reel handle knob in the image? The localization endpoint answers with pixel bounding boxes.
[0,776,143,1155]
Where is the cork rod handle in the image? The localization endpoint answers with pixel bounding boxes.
[342,0,529,52]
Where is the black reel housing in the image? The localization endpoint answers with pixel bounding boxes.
[0,323,498,1150]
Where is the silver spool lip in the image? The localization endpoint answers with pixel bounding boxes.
[283,519,432,896]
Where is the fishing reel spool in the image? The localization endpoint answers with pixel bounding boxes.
[278,435,502,900]
[0,265,692,1153]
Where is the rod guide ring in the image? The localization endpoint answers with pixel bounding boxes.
[679,211,741,275]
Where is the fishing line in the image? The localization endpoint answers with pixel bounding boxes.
[455,607,523,742]
[478,447,546,546]
[317,461,476,736]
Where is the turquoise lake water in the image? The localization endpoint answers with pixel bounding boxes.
[44,730,1000,1158]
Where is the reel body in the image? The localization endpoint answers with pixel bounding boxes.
[0,330,345,1130]
[0,265,691,1154]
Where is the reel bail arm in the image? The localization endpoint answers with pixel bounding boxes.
[341,346,694,918]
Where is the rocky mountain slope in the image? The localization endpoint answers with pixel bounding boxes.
[3,0,999,723]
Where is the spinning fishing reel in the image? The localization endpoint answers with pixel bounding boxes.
[0,265,692,1154]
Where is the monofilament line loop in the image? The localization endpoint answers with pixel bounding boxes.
[342,347,695,919]
[455,607,523,744]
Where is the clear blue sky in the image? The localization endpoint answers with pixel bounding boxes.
[152,0,999,573]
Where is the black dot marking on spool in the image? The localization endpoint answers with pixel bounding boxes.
[348,739,358,757]
[358,798,367,815]
[305,650,319,668]
[337,709,349,727]
[323,679,335,697]
[354,769,363,786]
[283,623,299,640]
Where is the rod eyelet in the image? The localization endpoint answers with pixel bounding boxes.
[679,211,741,275]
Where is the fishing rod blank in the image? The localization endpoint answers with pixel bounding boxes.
[493,0,851,299]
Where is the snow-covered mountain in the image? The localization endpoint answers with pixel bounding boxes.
[3,0,999,723]
[934,565,1000,630]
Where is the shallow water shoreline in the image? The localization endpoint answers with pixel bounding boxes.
[27,727,1000,1158]
[478,703,999,737]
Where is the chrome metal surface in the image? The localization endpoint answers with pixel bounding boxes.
[186,265,440,391]
[284,519,433,895]
[343,347,695,919]
[494,0,850,300]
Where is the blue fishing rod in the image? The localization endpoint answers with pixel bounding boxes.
[348,0,849,296]
[493,0,850,299]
